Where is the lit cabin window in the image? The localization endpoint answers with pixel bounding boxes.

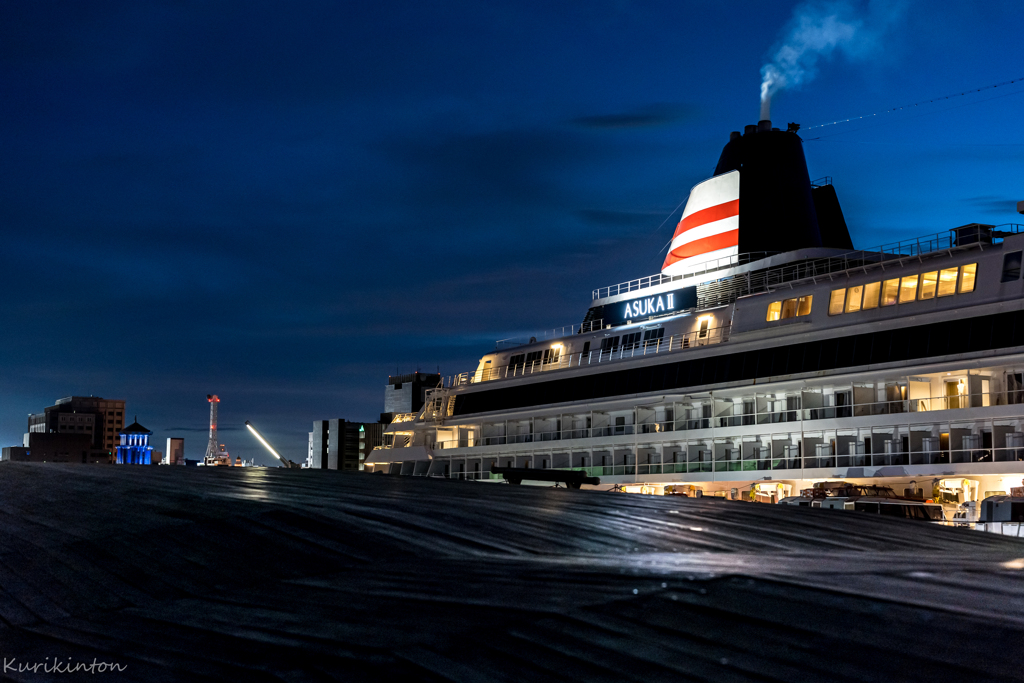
[768,296,812,321]
[828,262,978,317]
[781,298,798,319]
[828,289,846,316]
[919,271,938,300]
[899,274,919,303]
[959,263,977,293]
[845,285,863,313]
[938,267,959,296]
[862,281,880,309]
[881,279,900,306]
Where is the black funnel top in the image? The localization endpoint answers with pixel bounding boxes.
[714,128,852,254]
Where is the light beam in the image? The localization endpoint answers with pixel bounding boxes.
[245,421,282,460]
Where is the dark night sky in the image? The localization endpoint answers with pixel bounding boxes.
[2,1,1022,464]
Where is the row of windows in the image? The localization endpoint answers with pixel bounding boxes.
[766,296,813,322]
[510,348,559,367]
[829,263,976,316]
[453,308,1024,416]
[512,330,669,369]
[600,328,666,352]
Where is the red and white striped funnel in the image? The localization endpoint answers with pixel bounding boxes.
[662,170,739,275]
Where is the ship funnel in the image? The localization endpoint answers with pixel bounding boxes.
[662,123,853,275]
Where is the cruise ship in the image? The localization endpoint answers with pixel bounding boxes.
[368,118,1024,512]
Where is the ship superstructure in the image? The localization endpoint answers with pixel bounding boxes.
[368,119,1024,511]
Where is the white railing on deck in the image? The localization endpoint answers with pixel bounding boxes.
[443,323,730,387]
[593,252,776,300]
[593,224,1024,301]
[495,319,603,350]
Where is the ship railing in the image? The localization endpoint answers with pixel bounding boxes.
[704,390,1012,428]
[475,422,677,447]
[433,439,475,450]
[448,324,731,387]
[752,228,1019,290]
[435,445,1024,476]
[593,224,1024,301]
[964,522,1024,536]
[593,252,778,300]
[435,443,1024,467]
[435,389,1024,455]
[495,319,604,350]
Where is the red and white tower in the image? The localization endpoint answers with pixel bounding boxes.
[203,394,221,465]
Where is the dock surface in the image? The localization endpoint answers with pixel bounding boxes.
[2,463,1023,681]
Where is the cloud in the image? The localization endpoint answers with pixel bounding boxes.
[965,195,1022,216]
[570,104,696,129]
[577,208,667,226]
[375,125,609,249]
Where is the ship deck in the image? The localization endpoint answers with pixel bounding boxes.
[2,462,1024,681]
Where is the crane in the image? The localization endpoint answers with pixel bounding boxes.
[244,421,302,469]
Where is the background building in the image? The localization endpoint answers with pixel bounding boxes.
[309,419,384,471]
[2,433,104,463]
[115,420,154,465]
[1,446,27,461]
[27,396,126,462]
[165,437,185,465]
[383,372,440,420]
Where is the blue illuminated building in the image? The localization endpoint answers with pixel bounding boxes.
[116,419,154,465]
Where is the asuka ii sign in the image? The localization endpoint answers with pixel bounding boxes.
[622,293,677,319]
[587,286,697,328]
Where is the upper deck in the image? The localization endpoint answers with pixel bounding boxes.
[591,223,1022,309]
[431,224,1024,413]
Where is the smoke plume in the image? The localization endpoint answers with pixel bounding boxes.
[760,0,907,120]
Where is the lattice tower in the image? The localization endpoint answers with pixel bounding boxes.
[204,394,221,464]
